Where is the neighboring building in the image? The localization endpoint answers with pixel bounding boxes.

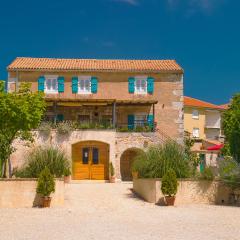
[184,96,225,141]
[7,57,184,181]
[184,96,227,173]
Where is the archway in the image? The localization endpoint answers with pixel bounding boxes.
[120,148,143,181]
[72,141,109,180]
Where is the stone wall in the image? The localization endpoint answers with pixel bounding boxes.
[133,178,231,205]
[11,130,165,180]
[0,179,64,208]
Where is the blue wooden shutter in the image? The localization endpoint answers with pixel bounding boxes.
[147,77,154,94]
[72,77,78,93]
[38,76,45,92]
[57,114,64,122]
[58,76,64,93]
[91,77,98,93]
[128,77,135,93]
[147,114,154,130]
[128,115,135,130]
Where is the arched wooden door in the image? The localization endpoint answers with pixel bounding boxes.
[120,148,140,181]
[72,141,109,180]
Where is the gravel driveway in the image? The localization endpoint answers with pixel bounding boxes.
[0,182,240,240]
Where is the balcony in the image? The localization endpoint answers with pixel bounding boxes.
[38,119,156,133]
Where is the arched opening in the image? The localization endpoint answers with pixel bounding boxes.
[72,141,109,180]
[120,148,143,181]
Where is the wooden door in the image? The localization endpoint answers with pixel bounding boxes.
[72,141,109,180]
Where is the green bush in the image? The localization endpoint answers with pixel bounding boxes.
[219,157,240,191]
[57,121,73,135]
[36,167,55,197]
[200,167,214,181]
[161,169,178,197]
[132,141,191,178]
[109,162,115,176]
[15,146,70,178]
[38,121,52,136]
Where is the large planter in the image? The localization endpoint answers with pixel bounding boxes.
[165,196,175,206]
[64,176,71,184]
[109,176,116,183]
[42,196,52,208]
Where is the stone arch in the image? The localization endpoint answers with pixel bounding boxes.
[120,147,143,181]
[72,140,110,180]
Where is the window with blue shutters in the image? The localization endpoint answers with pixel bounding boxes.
[91,77,98,93]
[58,76,64,93]
[38,76,45,92]
[128,115,135,130]
[72,77,78,93]
[128,77,135,93]
[147,77,154,94]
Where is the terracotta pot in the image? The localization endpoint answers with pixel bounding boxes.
[109,176,116,183]
[132,171,138,179]
[165,196,176,206]
[42,196,52,208]
[64,175,71,184]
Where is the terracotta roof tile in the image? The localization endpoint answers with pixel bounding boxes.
[7,57,183,73]
[184,96,223,110]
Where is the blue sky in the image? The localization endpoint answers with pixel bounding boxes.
[0,0,239,104]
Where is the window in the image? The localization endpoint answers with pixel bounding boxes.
[78,76,91,94]
[192,128,200,138]
[45,75,58,93]
[192,109,199,119]
[135,76,147,94]
[135,114,147,126]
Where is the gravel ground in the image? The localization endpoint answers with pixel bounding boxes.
[0,182,240,240]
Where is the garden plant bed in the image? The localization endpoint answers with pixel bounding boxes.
[0,178,64,208]
[133,178,233,205]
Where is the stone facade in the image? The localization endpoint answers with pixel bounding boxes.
[11,130,167,180]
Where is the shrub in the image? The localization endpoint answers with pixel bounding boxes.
[64,167,71,177]
[219,157,240,191]
[15,146,70,178]
[57,121,73,135]
[161,169,178,197]
[36,167,55,197]
[109,162,115,176]
[38,121,52,137]
[200,167,214,181]
[132,141,191,178]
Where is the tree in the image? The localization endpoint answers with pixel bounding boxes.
[0,82,45,177]
[222,94,240,163]
[184,131,199,176]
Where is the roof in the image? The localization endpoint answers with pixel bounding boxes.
[219,103,229,109]
[184,96,224,110]
[7,57,183,73]
[45,97,158,105]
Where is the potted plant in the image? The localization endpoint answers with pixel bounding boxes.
[161,169,178,206]
[109,162,115,183]
[36,167,55,208]
[64,168,71,183]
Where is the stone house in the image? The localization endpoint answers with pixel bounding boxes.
[7,57,184,181]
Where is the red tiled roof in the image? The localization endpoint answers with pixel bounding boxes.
[219,103,229,109]
[7,57,183,73]
[184,96,223,110]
